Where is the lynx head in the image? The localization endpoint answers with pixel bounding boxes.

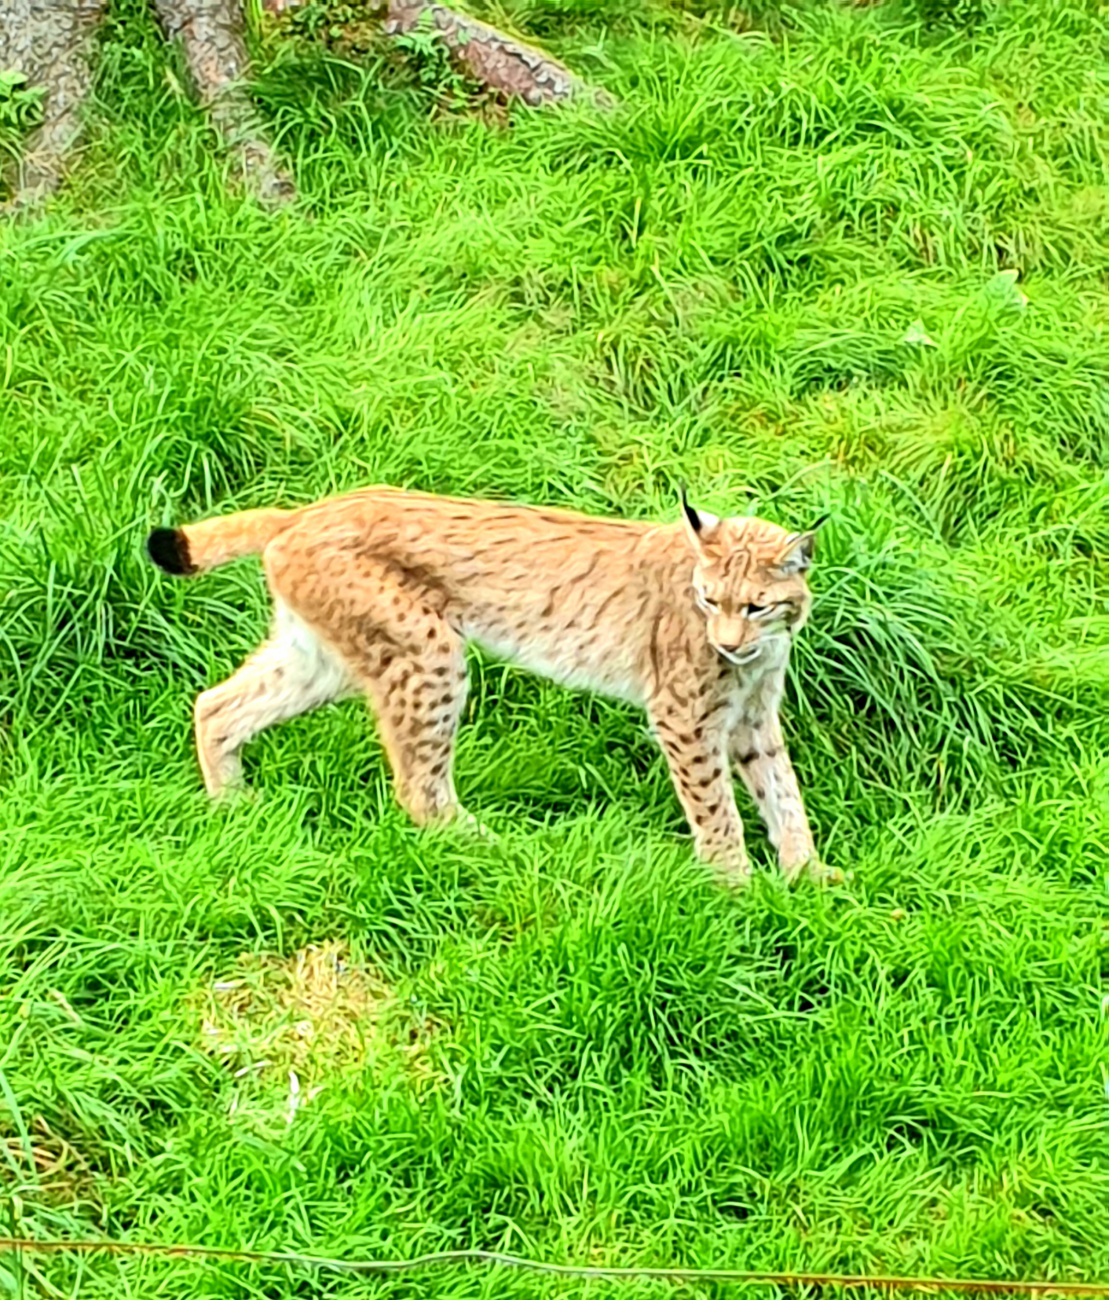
[680,487,823,668]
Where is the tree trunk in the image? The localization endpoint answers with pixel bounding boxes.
[151,0,296,205]
[0,0,107,206]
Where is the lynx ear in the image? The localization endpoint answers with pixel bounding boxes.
[679,482,721,551]
[777,515,827,575]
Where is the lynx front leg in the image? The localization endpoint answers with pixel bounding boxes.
[650,702,751,888]
[730,716,817,882]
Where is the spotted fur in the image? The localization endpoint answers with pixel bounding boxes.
[148,486,825,887]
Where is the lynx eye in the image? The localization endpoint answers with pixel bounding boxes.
[746,603,775,620]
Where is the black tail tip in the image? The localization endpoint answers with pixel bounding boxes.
[147,528,196,576]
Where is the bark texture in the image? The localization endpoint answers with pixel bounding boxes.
[0,0,107,206]
[151,0,295,205]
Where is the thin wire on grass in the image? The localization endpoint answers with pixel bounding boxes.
[2,1237,1109,1293]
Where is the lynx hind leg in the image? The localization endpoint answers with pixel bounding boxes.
[271,550,476,832]
[193,603,354,798]
[354,627,474,831]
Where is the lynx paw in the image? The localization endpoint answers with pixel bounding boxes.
[782,855,841,887]
[811,861,845,886]
[716,862,754,891]
[457,810,499,843]
[424,806,498,843]
[699,845,753,891]
[778,833,825,885]
[210,780,259,806]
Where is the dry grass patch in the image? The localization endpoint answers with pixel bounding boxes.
[1,1116,99,1207]
[195,941,444,1124]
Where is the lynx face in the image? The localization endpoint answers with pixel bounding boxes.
[682,499,818,668]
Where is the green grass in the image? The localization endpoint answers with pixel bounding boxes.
[2,0,1108,1294]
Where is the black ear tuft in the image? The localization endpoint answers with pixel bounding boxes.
[147,528,196,576]
[809,513,830,532]
[779,530,816,575]
[679,481,703,534]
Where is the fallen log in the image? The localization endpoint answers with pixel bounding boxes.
[264,0,609,108]
[381,1,604,107]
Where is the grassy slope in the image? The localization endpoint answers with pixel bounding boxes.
[1,0,1108,1294]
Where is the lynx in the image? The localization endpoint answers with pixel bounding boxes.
[148,486,825,887]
